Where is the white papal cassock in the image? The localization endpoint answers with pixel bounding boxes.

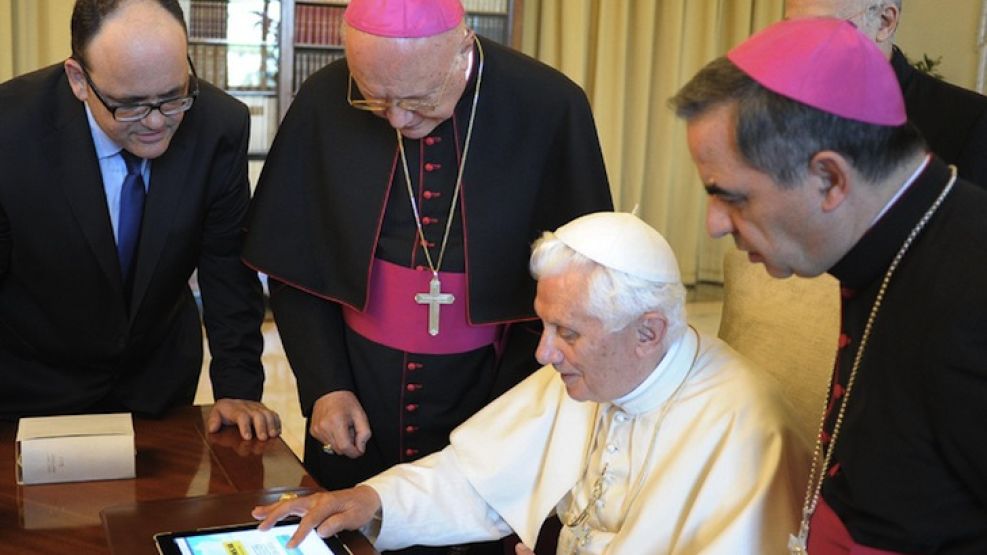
[362,328,808,554]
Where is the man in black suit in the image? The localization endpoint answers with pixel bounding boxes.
[786,0,987,187]
[0,0,280,440]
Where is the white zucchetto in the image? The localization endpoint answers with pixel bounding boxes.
[554,212,681,283]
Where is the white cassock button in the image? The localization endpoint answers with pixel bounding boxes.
[606,443,618,454]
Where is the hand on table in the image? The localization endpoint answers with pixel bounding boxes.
[207,398,282,441]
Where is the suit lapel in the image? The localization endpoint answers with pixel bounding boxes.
[47,87,124,293]
[128,123,192,315]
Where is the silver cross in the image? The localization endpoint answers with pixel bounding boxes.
[415,273,454,336]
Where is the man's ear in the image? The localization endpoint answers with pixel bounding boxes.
[808,151,853,213]
[875,2,900,45]
[63,58,89,102]
[635,313,667,358]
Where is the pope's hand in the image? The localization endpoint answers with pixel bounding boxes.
[253,486,381,548]
[310,391,371,458]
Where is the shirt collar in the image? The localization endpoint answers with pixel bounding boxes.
[85,103,125,160]
[612,326,699,416]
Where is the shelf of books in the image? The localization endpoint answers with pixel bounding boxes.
[184,0,519,145]
[187,0,281,158]
[463,0,513,45]
[288,1,347,95]
[278,0,518,118]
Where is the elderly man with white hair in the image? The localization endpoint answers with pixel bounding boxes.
[253,212,806,554]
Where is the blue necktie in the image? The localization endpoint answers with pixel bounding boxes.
[118,150,146,289]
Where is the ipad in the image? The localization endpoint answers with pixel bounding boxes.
[153,519,349,555]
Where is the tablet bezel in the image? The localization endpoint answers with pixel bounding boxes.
[153,518,348,555]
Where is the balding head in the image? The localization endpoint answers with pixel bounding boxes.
[64,0,192,159]
[784,0,901,58]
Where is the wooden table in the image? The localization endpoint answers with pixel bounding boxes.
[0,406,375,554]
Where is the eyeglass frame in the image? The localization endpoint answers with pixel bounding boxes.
[346,31,476,114]
[76,56,200,122]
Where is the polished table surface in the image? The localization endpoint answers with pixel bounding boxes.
[0,405,375,554]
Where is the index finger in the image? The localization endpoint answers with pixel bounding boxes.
[287,511,330,549]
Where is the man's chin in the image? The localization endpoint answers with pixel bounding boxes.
[127,136,172,160]
[745,252,794,278]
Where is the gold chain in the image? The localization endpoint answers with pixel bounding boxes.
[397,36,484,276]
[790,165,958,553]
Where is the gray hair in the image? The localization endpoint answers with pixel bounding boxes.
[669,56,924,186]
[529,231,687,351]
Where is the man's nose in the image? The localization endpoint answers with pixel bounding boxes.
[384,106,415,130]
[705,199,734,239]
[140,108,168,130]
[535,332,563,366]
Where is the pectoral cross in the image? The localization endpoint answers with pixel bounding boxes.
[415,273,454,336]
[788,522,809,554]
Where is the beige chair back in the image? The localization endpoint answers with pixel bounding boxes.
[716,247,840,445]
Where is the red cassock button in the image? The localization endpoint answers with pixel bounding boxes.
[406,383,422,392]
[405,448,419,457]
[406,362,423,370]
[424,162,442,172]
[832,383,845,399]
[405,425,418,434]
[424,136,441,146]
[405,403,419,412]
[838,333,852,348]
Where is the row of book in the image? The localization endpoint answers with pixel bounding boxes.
[231,93,279,154]
[466,14,509,45]
[294,3,345,46]
[189,0,229,40]
[294,49,346,91]
[189,43,229,89]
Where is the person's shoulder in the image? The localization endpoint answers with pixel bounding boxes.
[292,58,348,104]
[191,79,251,120]
[690,332,793,417]
[896,48,987,114]
[938,179,987,250]
[0,64,64,118]
[0,64,69,149]
[480,37,588,100]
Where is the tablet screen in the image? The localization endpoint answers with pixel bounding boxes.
[155,521,344,555]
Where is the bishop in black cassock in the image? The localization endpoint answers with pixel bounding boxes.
[244,28,612,496]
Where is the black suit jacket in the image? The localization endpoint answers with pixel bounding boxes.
[893,46,987,187]
[0,64,265,418]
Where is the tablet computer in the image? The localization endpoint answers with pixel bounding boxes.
[153,519,350,555]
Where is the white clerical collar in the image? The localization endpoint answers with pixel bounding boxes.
[870,153,931,226]
[612,326,699,416]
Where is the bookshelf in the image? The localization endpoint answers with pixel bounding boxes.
[185,0,520,152]
[279,0,519,119]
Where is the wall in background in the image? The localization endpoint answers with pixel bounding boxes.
[0,0,73,83]
[896,0,982,91]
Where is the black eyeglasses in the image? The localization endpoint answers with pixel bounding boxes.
[78,57,199,122]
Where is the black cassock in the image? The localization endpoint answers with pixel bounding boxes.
[244,36,613,492]
[820,157,987,553]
